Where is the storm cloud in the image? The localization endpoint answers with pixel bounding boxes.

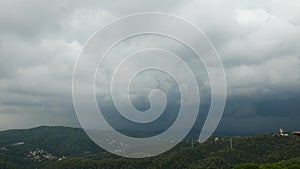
[0,0,299,134]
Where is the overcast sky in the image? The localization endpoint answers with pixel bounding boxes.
[0,0,300,134]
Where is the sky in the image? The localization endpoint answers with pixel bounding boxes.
[0,0,300,135]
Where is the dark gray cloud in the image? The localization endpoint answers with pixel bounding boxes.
[0,0,299,134]
[216,94,300,134]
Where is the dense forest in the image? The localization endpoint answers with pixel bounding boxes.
[0,126,299,169]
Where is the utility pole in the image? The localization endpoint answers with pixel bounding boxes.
[191,139,194,148]
[230,137,233,150]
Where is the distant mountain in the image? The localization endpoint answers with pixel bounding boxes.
[0,126,111,169]
[0,126,103,156]
[0,126,300,169]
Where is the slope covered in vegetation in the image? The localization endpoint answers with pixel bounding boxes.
[0,126,299,169]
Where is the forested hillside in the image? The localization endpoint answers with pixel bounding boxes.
[0,126,299,169]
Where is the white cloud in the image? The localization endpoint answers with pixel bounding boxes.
[226,56,300,96]
[235,8,271,26]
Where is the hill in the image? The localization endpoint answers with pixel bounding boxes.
[0,126,299,169]
[0,126,103,156]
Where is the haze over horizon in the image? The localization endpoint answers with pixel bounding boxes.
[0,0,300,135]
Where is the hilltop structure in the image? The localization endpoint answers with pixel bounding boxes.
[292,131,300,136]
[279,128,289,137]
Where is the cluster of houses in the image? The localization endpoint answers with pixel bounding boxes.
[278,128,300,137]
[0,146,7,151]
[25,149,56,162]
[0,141,65,162]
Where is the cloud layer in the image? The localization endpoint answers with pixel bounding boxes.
[0,0,299,133]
